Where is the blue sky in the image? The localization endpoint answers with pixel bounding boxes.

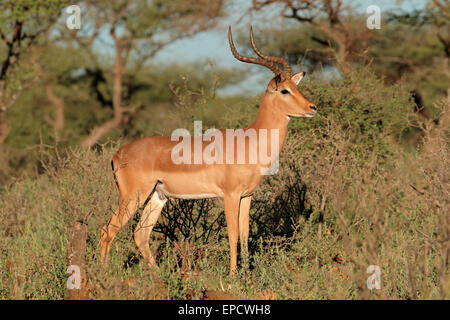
[154,0,427,65]
[151,0,428,95]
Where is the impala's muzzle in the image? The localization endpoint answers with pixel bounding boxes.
[305,105,317,117]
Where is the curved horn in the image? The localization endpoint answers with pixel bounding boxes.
[250,26,292,78]
[228,26,282,76]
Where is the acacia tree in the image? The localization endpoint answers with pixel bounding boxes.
[56,0,224,148]
[251,0,375,74]
[0,0,66,143]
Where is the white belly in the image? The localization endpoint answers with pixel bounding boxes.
[155,183,219,200]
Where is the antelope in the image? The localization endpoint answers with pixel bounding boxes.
[100,27,317,275]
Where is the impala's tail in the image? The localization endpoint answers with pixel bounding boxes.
[111,159,119,189]
[111,152,127,198]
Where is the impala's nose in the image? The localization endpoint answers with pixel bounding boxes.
[304,105,317,118]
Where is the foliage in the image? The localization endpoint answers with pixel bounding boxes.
[0,73,448,299]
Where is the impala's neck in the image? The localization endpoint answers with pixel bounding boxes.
[247,93,290,154]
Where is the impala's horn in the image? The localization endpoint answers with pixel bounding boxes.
[228,26,283,77]
[249,26,292,80]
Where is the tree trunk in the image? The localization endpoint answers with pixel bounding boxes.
[334,42,352,75]
[0,21,23,145]
[0,108,11,144]
[66,202,91,300]
[66,219,88,300]
[315,23,352,75]
[82,30,125,148]
[45,84,65,135]
[0,81,10,143]
[82,116,123,148]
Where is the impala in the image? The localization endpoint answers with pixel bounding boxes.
[100,27,317,274]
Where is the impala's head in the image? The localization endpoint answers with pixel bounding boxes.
[228,26,317,118]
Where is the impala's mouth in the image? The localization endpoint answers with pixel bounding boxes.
[290,110,317,118]
[304,111,317,118]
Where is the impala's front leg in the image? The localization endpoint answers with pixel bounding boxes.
[224,194,241,275]
[239,196,252,271]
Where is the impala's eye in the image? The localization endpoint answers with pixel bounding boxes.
[281,89,290,95]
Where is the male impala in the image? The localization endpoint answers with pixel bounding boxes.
[100,27,317,274]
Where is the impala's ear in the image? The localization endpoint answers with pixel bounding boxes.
[291,72,305,85]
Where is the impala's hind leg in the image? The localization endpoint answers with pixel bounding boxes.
[101,152,155,266]
[100,197,140,265]
[134,191,167,268]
